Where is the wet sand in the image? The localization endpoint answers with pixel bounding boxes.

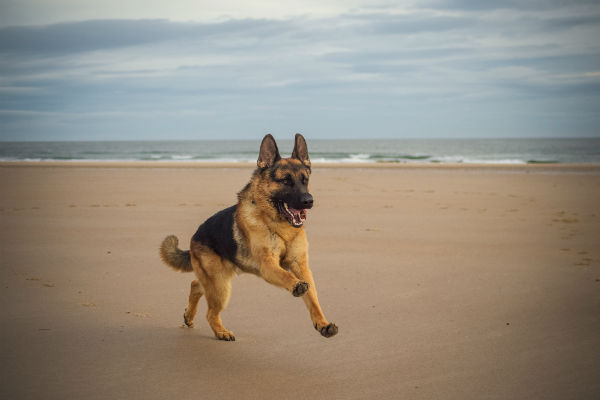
[1,163,599,399]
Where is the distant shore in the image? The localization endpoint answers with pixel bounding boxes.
[2,138,599,165]
[2,160,600,171]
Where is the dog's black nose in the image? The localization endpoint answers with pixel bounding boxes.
[301,193,314,209]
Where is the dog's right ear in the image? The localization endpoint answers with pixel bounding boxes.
[291,133,311,169]
[257,134,281,169]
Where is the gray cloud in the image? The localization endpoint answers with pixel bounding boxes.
[0,18,291,55]
[542,14,600,30]
[425,0,599,11]
[0,20,188,54]
[350,12,477,34]
[1,2,599,140]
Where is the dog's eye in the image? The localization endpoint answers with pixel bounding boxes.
[302,176,308,185]
[283,176,293,186]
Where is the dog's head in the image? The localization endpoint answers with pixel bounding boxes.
[255,133,313,228]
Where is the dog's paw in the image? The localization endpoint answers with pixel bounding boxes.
[215,330,236,341]
[315,322,338,338]
[183,309,194,328]
[292,281,310,297]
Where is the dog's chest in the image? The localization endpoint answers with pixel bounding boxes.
[232,224,289,275]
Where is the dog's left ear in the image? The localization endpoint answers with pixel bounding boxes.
[257,134,281,169]
[291,133,311,169]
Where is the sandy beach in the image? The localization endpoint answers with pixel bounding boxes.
[1,162,599,399]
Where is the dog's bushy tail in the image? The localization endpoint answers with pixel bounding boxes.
[160,235,193,272]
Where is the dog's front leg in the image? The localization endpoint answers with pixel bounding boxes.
[258,252,309,297]
[286,255,338,338]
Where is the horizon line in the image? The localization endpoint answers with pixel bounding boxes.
[2,136,600,143]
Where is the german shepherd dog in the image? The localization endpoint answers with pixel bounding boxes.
[160,134,338,341]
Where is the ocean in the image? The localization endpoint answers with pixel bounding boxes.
[1,138,599,164]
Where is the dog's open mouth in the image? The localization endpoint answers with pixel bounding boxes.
[277,201,307,227]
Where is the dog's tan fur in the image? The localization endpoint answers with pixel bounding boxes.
[160,134,337,341]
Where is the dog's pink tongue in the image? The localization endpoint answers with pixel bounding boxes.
[289,207,308,222]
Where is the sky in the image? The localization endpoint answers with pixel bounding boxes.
[0,0,599,141]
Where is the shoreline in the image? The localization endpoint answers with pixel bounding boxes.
[2,160,600,171]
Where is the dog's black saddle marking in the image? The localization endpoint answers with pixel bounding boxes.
[192,205,238,264]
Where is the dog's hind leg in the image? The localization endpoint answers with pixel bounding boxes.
[191,247,236,341]
[186,247,235,341]
[204,275,235,341]
[183,280,204,327]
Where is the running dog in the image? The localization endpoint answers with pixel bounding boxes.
[160,134,338,341]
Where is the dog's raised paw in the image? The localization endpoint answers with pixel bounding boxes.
[316,322,338,338]
[292,281,310,297]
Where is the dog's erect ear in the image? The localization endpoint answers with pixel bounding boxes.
[291,133,311,168]
[257,134,281,169]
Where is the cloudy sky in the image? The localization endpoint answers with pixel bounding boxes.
[1,0,599,140]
